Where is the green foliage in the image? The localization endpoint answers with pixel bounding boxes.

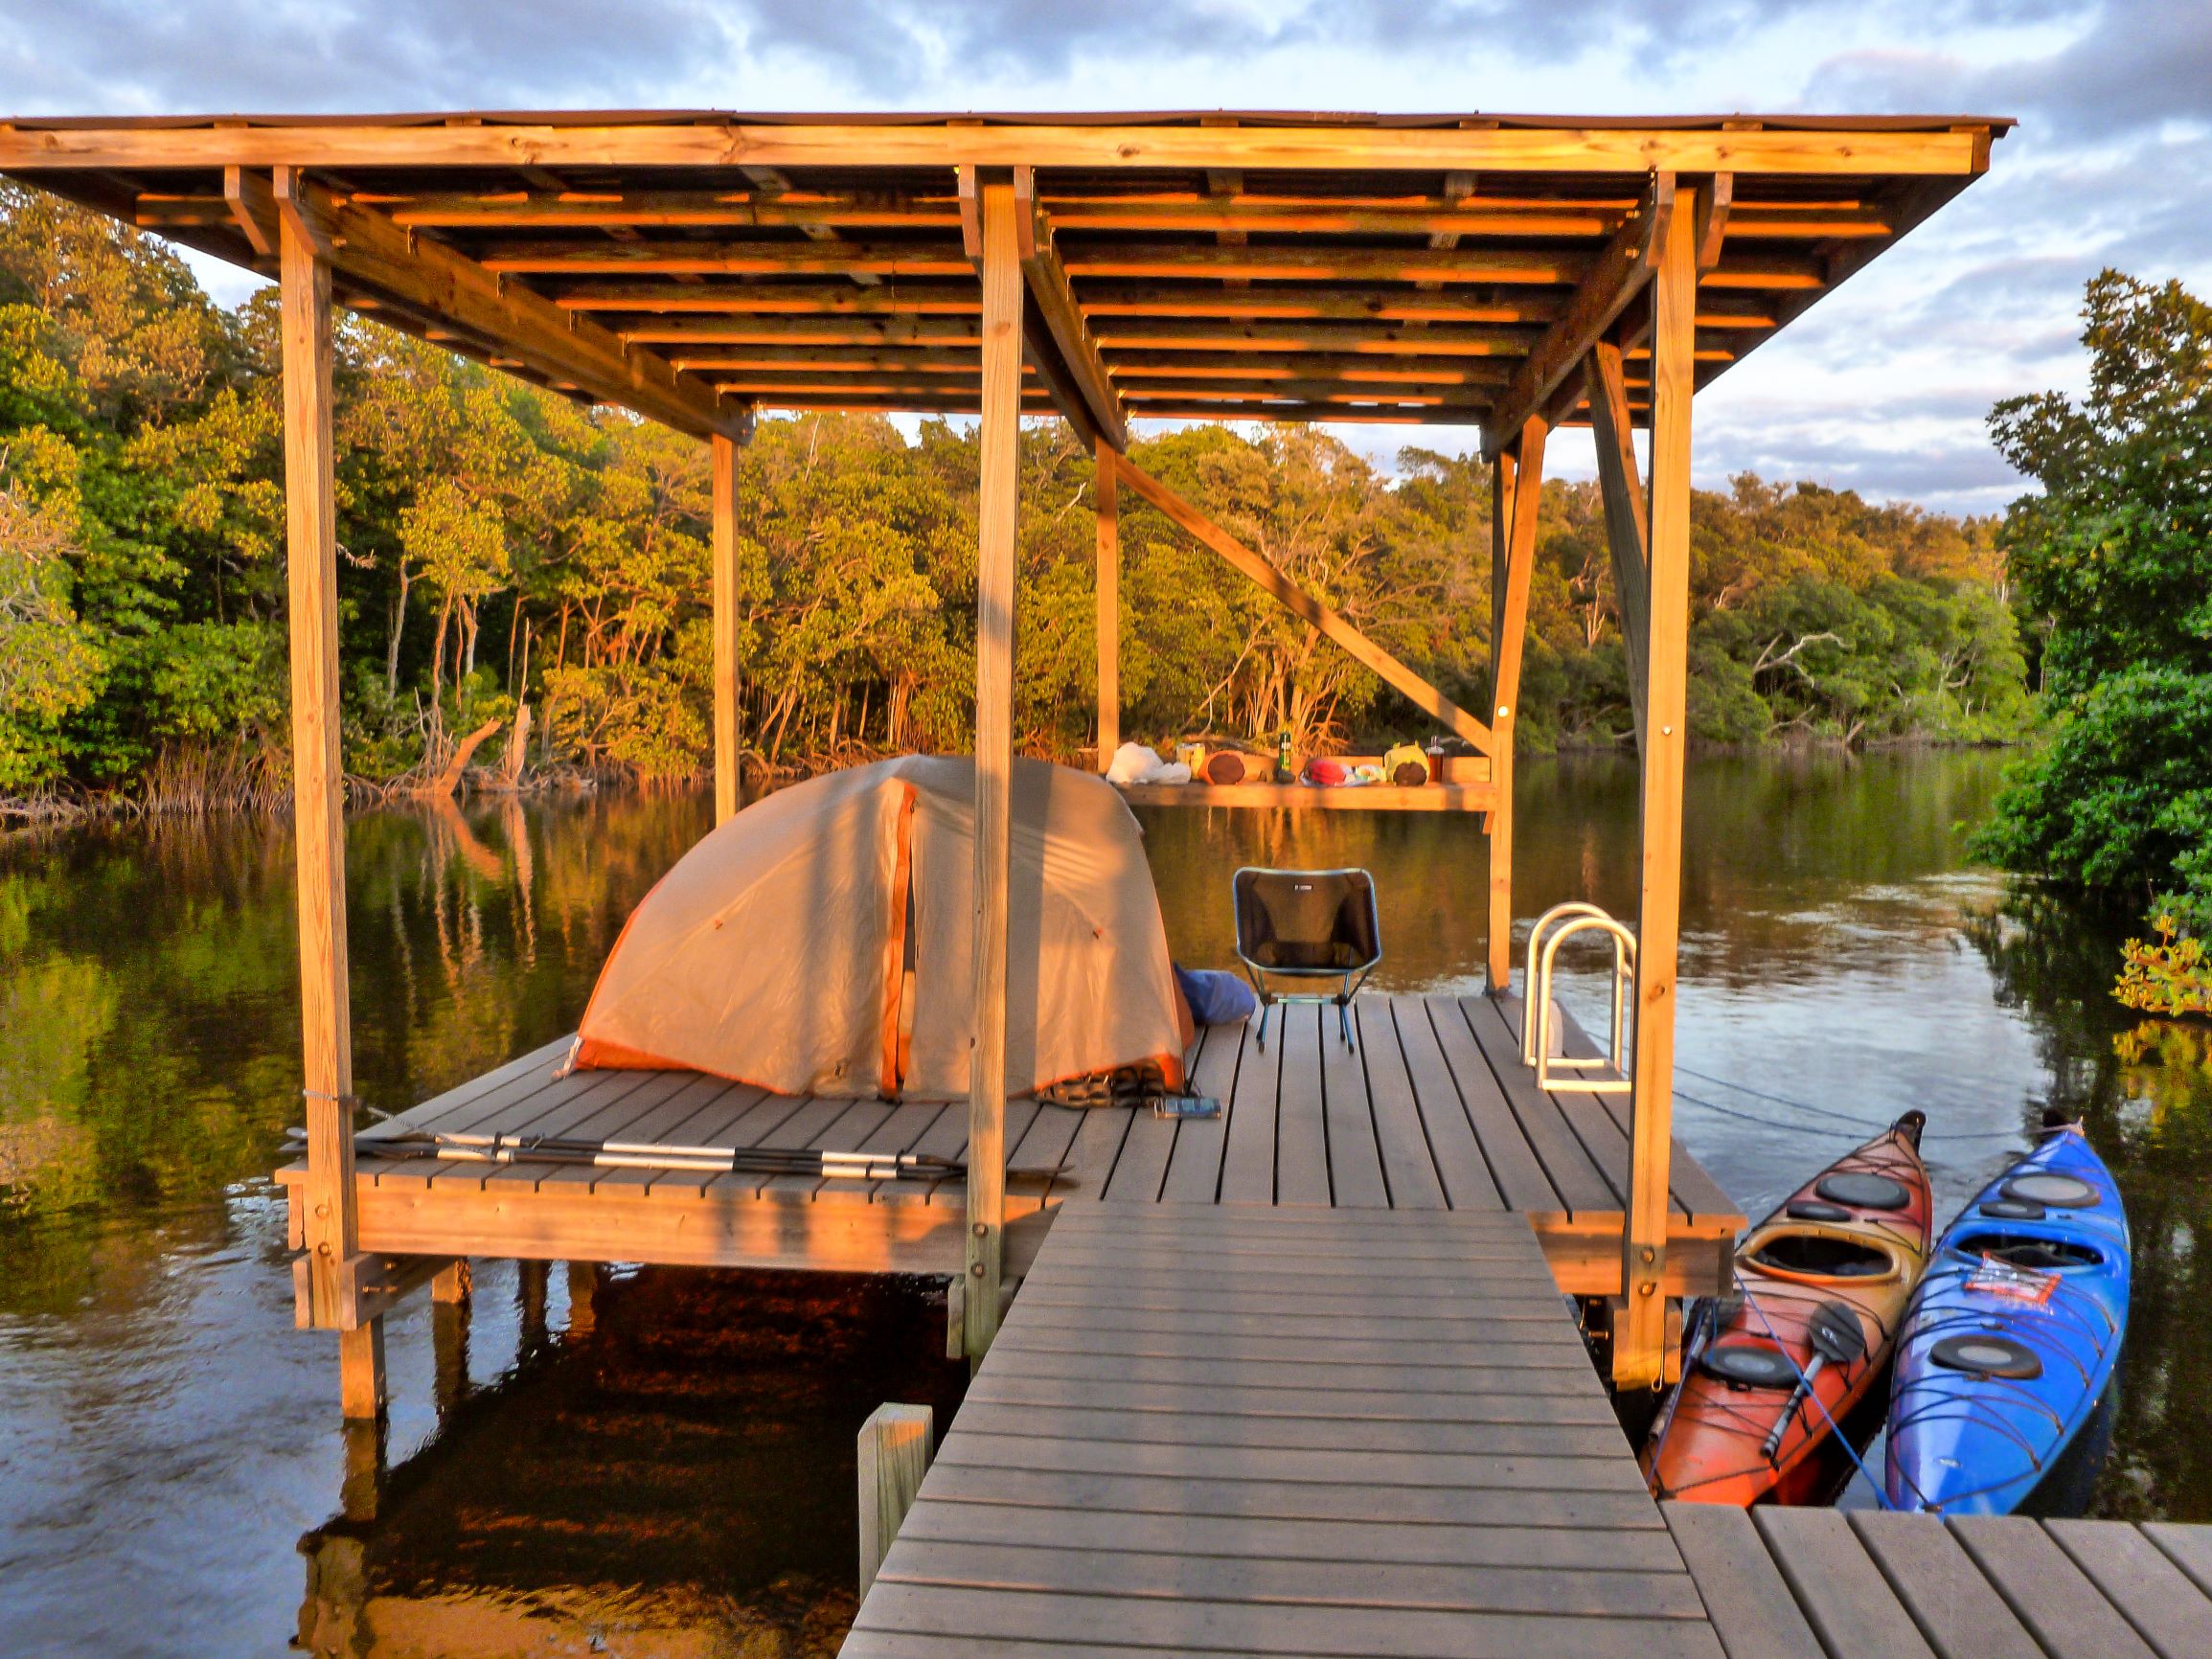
[1974,271,2212,937]
[0,187,2034,807]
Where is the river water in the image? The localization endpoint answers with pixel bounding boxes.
[1,752,2206,1655]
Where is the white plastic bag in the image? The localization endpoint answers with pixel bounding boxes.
[1106,741,1170,784]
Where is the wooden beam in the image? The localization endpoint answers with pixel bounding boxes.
[377,190,959,232]
[1060,243,1585,284]
[711,432,742,826]
[724,392,1060,416]
[1014,167,1128,448]
[1095,436,1119,771]
[221,165,274,260]
[1118,380,1488,409]
[0,120,1998,177]
[622,317,982,346]
[556,282,979,316]
[1619,185,1699,1392]
[666,349,984,375]
[1082,286,1567,327]
[1585,341,1651,749]
[1082,399,1434,424]
[1484,418,1547,992]
[1695,173,1735,271]
[478,241,972,277]
[254,172,744,441]
[1091,319,1538,356]
[967,176,1021,1366]
[1112,453,1494,754]
[1485,173,1673,458]
[281,205,380,1420]
[1109,353,1514,385]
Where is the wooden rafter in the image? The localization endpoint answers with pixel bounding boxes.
[241,170,746,441]
[1485,173,1674,457]
[1585,341,1651,747]
[478,242,973,277]
[952,166,1104,447]
[554,283,980,315]
[1014,168,1127,448]
[1109,451,1494,755]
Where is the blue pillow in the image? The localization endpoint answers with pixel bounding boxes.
[1174,964,1259,1027]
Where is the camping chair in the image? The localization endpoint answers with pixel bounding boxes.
[1231,867,1381,1050]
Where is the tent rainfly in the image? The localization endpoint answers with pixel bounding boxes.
[571,756,1193,1102]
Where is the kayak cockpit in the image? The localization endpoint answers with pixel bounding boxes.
[1743,1227,1907,1284]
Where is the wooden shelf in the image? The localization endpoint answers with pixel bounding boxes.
[1116,781,1495,812]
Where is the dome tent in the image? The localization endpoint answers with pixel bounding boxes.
[571,755,1191,1101]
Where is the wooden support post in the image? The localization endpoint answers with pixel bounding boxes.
[1484,417,1547,992]
[517,1259,549,1351]
[565,1260,600,1339]
[966,176,1020,1365]
[431,1291,470,1418]
[282,197,380,1420]
[1617,186,1699,1390]
[710,431,742,825]
[1586,341,1652,751]
[1094,434,1119,769]
[431,1259,472,1304]
[857,1402,935,1597]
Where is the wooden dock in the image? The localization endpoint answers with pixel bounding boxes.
[277,993,1743,1304]
[270,994,2212,1659]
[849,1200,1705,1658]
[844,1203,2212,1659]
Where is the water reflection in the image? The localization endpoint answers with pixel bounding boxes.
[296,1266,962,1659]
[1,752,2208,1655]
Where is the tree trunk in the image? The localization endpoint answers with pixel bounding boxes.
[417,716,503,801]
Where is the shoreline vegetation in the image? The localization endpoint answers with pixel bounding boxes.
[0,186,2037,831]
[1965,271,2212,1013]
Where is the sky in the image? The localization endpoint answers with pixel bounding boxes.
[3,0,2206,515]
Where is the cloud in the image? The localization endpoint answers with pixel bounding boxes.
[1814,3,2212,141]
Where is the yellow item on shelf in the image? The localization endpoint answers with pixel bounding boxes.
[1381,742,1430,786]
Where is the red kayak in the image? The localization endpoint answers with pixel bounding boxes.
[1644,1112,1932,1505]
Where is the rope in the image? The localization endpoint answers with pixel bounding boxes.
[300,1086,392,1123]
[1672,1074,2041,1146]
[1733,1271,1908,1510]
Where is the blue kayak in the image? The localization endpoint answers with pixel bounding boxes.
[1884,1125,2129,1515]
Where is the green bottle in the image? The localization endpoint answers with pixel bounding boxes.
[1277,726,1293,783]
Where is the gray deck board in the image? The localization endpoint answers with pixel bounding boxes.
[1849,1511,2046,1659]
[1386,994,1504,1210]
[1459,996,1620,1215]
[848,1200,1711,1657]
[2045,1517,2212,1659]
[1950,1515,2160,1659]
[1753,1508,1938,1659]
[1660,1504,1826,1659]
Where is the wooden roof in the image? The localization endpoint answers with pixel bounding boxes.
[0,111,2010,449]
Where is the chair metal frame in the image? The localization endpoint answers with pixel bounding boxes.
[1231,865,1381,1051]
[1520,900,1636,1094]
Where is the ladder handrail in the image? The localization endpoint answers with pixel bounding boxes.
[1521,901,1617,1064]
[1525,908,1636,1095]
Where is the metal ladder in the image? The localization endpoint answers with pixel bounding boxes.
[1520,901,1636,1094]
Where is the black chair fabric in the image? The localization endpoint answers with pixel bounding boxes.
[1233,868,1381,975]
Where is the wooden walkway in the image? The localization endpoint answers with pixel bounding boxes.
[1666,1504,2212,1659]
[276,993,1743,1299]
[847,1201,1711,1659]
[846,1200,2212,1658]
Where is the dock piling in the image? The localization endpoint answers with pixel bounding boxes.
[857,1403,934,1597]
